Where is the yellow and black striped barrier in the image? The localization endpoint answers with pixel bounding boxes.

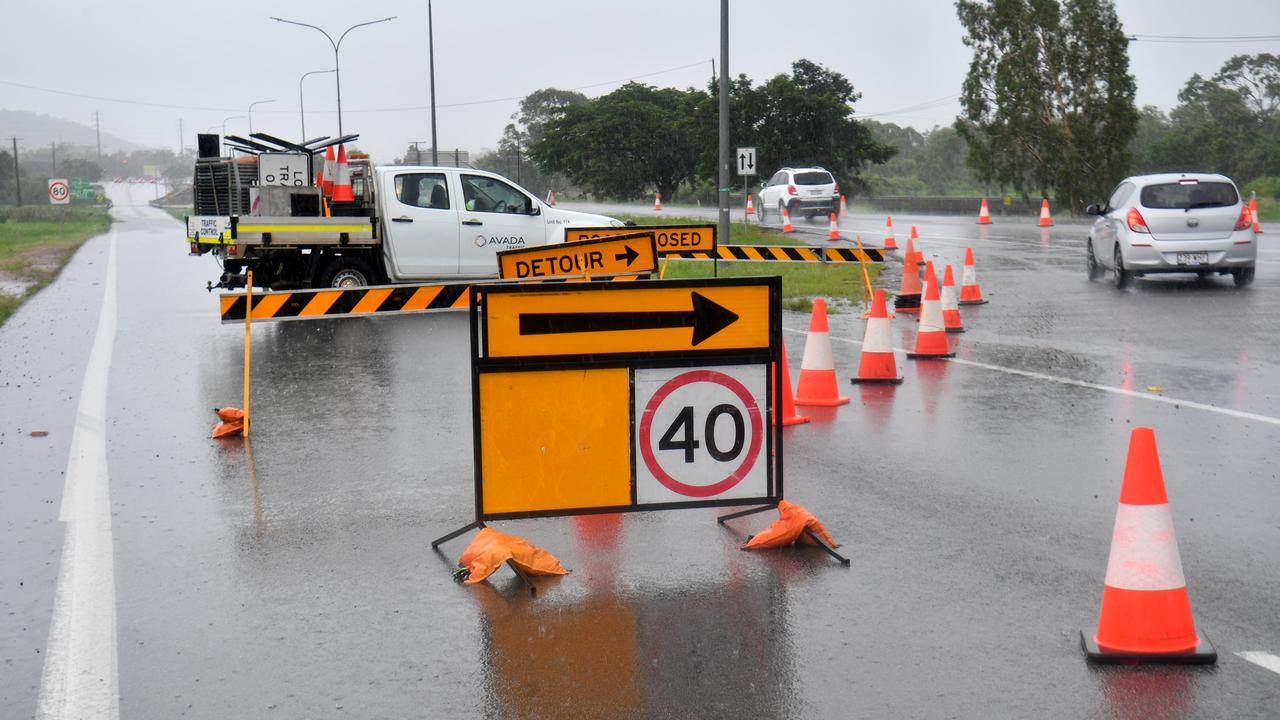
[661,245,883,263]
[219,275,646,324]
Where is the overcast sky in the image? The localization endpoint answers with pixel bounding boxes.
[2,0,1278,161]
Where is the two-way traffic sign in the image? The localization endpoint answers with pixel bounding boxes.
[736,147,757,176]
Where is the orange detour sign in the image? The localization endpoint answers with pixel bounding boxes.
[565,224,717,255]
[497,232,656,280]
[1082,427,1216,664]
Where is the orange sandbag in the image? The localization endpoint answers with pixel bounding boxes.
[458,527,568,585]
[743,500,839,550]
[211,407,244,438]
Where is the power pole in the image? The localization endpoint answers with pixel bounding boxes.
[428,0,439,166]
[178,118,184,155]
[11,137,21,206]
[94,111,102,162]
[51,141,57,176]
[717,0,731,248]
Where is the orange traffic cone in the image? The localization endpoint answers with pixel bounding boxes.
[331,144,354,202]
[654,192,662,211]
[1039,198,1053,227]
[1082,427,1216,664]
[746,193,755,218]
[883,215,897,251]
[794,298,850,406]
[781,204,794,233]
[314,168,324,193]
[850,289,903,384]
[941,265,964,333]
[547,190,556,207]
[907,268,954,359]
[775,338,810,426]
[959,247,988,305]
[1250,197,1261,233]
[827,213,840,241]
[322,146,335,198]
[894,246,923,314]
[908,226,924,268]
[977,197,992,224]
[839,194,848,218]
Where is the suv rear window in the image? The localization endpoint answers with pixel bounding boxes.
[794,171,833,186]
[1140,182,1238,210]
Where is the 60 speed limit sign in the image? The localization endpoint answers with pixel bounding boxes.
[48,178,70,205]
[635,365,767,504]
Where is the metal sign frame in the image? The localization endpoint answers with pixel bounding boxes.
[459,276,782,526]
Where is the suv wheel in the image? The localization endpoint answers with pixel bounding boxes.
[757,201,766,223]
[1233,266,1255,287]
[1086,239,1102,280]
[787,200,801,219]
[1113,247,1130,289]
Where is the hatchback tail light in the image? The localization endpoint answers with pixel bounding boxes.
[833,183,840,195]
[787,184,797,196]
[1126,208,1150,234]
[1234,205,1252,232]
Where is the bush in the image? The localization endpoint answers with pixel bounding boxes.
[1243,176,1280,199]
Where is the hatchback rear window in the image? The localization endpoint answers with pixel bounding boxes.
[794,171,833,186]
[1140,182,1238,210]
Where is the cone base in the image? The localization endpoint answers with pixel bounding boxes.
[850,376,904,385]
[957,298,988,306]
[794,396,851,407]
[1080,630,1216,665]
[781,414,811,426]
[945,327,965,334]
[883,246,897,251]
[906,351,955,360]
[977,219,991,225]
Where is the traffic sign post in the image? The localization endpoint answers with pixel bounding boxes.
[432,276,784,553]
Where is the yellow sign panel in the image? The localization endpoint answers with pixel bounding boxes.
[484,283,770,358]
[497,232,656,279]
[479,367,632,515]
[566,224,716,254]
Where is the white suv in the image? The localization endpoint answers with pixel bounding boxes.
[758,167,840,223]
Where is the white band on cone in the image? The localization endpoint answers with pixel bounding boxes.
[1103,503,1186,591]
[941,283,959,311]
[962,266,977,286]
[919,300,944,334]
[800,331,834,370]
[862,317,892,352]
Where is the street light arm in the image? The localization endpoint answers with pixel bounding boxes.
[336,17,396,49]
[271,17,336,50]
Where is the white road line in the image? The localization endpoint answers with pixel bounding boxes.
[37,230,121,720]
[784,325,1280,427]
[1236,651,1280,675]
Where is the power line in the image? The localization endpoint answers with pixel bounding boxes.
[852,93,961,119]
[1128,33,1280,44]
[0,60,712,116]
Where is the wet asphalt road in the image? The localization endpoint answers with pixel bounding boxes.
[3,187,1279,718]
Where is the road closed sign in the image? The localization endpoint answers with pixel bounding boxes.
[635,365,767,504]
[458,276,782,523]
[48,178,70,205]
[565,224,717,255]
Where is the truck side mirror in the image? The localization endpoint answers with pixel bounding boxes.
[529,203,541,216]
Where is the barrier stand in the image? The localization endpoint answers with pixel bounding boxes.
[430,521,539,596]
[729,508,849,566]
[658,258,669,280]
[855,235,874,309]
[243,270,253,438]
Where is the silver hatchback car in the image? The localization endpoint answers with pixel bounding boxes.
[1086,173,1257,288]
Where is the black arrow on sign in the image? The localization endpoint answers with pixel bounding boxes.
[519,291,740,346]
[614,244,640,266]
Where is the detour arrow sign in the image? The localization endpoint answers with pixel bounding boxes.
[497,231,657,280]
[481,278,772,359]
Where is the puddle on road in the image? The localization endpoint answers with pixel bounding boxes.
[0,279,34,297]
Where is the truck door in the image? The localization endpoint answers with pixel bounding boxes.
[457,173,546,275]
[381,171,459,276]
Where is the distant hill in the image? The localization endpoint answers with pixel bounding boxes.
[0,109,142,154]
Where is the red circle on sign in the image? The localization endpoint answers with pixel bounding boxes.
[638,369,763,498]
[49,181,68,200]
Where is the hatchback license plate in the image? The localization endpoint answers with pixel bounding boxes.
[1177,252,1209,266]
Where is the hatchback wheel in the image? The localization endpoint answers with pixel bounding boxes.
[1113,247,1130,289]
[1233,266,1255,287]
[1086,239,1102,280]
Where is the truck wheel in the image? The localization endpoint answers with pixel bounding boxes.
[319,257,376,289]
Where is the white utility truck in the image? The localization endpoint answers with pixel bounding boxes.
[184,134,625,290]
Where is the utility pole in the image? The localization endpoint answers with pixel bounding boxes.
[51,141,57,176]
[179,118,184,155]
[717,0,730,247]
[94,111,102,162]
[428,0,438,165]
[11,137,21,206]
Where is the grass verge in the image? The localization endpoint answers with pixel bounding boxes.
[0,206,113,326]
[1255,197,1279,224]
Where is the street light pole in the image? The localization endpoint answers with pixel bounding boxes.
[298,69,335,140]
[222,115,245,138]
[271,16,396,136]
[717,0,731,248]
[428,0,438,165]
[248,99,276,135]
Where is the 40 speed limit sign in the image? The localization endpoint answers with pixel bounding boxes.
[636,366,766,503]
